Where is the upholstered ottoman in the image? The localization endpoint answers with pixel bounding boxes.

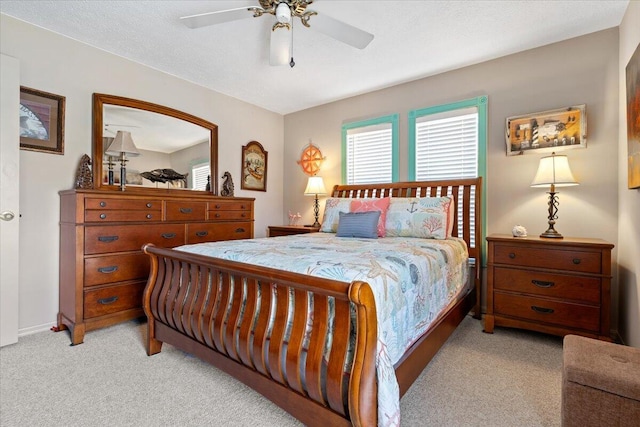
[562,335,640,426]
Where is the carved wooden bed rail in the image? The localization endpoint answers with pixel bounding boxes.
[143,245,378,426]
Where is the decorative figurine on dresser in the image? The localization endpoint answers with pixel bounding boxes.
[55,94,255,345]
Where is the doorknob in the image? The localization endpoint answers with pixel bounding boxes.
[0,211,15,221]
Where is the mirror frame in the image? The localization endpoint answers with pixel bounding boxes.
[92,93,218,195]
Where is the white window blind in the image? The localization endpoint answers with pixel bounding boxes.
[192,163,209,191]
[414,107,478,246]
[414,108,478,181]
[345,123,392,184]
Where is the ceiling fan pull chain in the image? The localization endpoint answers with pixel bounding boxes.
[290,18,295,68]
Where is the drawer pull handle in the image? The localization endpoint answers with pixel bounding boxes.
[241,213,246,218]
[508,252,516,259]
[100,201,106,207]
[195,231,208,237]
[146,214,153,219]
[532,280,555,288]
[100,213,107,219]
[531,306,554,314]
[215,204,221,209]
[235,228,245,233]
[98,296,118,305]
[146,203,152,208]
[98,236,119,243]
[179,208,193,214]
[162,233,177,239]
[215,213,221,218]
[241,205,245,209]
[573,258,581,265]
[98,266,119,274]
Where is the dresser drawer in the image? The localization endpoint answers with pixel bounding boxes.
[84,253,150,287]
[493,245,601,274]
[85,224,185,254]
[85,198,161,211]
[209,201,252,212]
[187,222,252,244]
[166,201,206,221]
[83,282,145,319]
[208,210,252,221]
[494,267,601,304]
[494,292,600,332]
[85,210,162,222]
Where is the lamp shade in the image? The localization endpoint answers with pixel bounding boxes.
[304,176,327,195]
[105,131,140,157]
[531,152,578,188]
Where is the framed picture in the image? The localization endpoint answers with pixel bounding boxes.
[241,140,268,192]
[505,105,586,156]
[626,42,640,189]
[19,86,65,155]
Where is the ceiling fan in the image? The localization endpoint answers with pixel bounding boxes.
[180,0,374,67]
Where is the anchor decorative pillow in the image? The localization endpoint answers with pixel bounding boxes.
[384,197,454,239]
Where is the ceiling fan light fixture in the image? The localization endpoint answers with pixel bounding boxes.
[275,2,291,24]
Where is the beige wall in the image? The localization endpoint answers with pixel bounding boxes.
[1,15,284,334]
[618,1,640,347]
[284,29,622,335]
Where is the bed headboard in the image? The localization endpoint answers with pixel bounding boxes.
[331,178,483,266]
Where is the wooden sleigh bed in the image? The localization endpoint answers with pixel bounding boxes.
[142,178,482,426]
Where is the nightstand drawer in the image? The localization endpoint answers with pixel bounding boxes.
[494,267,601,304]
[493,245,601,274]
[494,293,600,332]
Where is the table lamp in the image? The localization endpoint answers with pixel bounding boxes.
[304,176,327,228]
[105,131,140,191]
[530,152,578,238]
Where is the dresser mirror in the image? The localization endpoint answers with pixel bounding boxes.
[92,93,218,194]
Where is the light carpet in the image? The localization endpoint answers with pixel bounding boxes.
[0,315,563,426]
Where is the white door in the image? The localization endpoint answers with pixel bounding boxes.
[0,54,20,347]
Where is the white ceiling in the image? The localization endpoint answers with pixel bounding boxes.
[0,0,630,115]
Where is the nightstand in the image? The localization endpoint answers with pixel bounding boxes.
[484,234,614,341]
[267,225,320,237]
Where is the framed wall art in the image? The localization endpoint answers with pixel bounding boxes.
[19,86,65,155]
[626,42,640,189]
[241,140,268,192]
[505,105,586,156]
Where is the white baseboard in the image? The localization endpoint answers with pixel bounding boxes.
[19,322,56,337]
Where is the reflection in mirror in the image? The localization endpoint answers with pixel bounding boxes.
[93,94,218,194]
[103,105,209,190]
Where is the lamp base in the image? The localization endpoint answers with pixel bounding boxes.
[540,228,563,239]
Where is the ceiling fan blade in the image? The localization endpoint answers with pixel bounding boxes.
[180,5,255,29]
[270,26,291,66]
[308,13,374,49]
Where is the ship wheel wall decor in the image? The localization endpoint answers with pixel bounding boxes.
[297,142,326,176]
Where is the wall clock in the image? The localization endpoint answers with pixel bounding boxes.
[297,142,325,176]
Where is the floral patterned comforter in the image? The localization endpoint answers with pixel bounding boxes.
[176,233,469,426]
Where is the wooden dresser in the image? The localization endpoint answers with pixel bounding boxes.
[484,234,614,341]
[58,189,254,344]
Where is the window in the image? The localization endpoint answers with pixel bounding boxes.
[408,96,487,248]
[342,114,399,184]
[191,162,209,190]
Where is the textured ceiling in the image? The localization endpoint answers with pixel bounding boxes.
[0,0,630,115]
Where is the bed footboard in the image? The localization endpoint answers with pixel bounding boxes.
[142,244,378,427]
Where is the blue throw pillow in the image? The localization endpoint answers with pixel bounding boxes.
[336,211,381,239]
